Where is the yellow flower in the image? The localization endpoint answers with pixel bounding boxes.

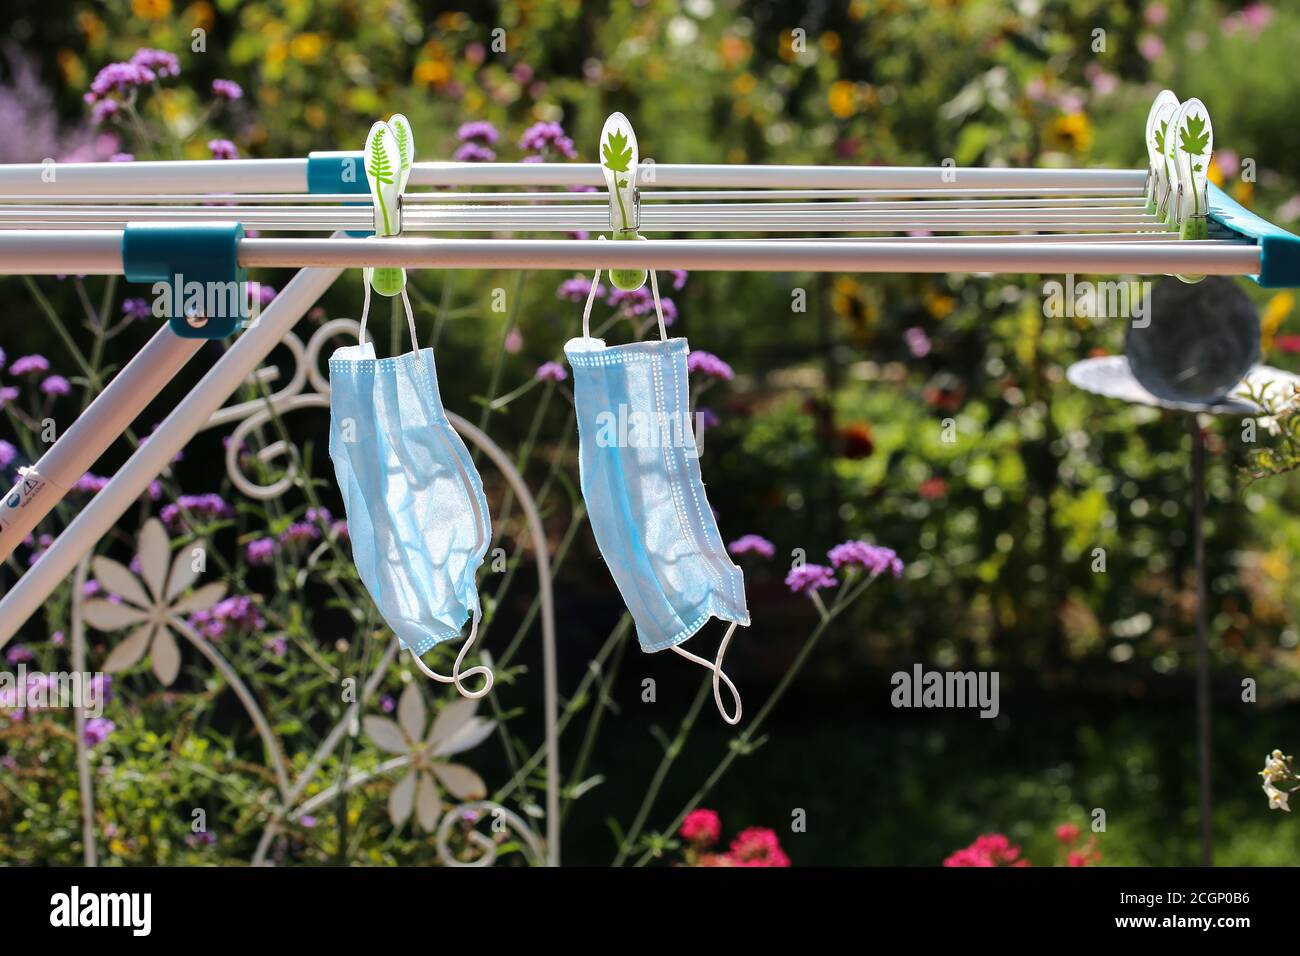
[1260,291,1295,352]
[1233,180,1255,206]
[304,104,326,129]
[76,11,104,44]
[719,35,751,69]
[819,32,842,56]
[925,291,956,319]
[131,0,171,20]
[829,80,857,119]
[1207,158,1225,188]
[848,0,869,20]
[186,1,215,30]
[56,50,85,90]
[732,72,756,96]
[290,33,324,63]
[1048,113,1093,152]
[414,60,450,88]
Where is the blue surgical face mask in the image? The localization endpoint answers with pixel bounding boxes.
[329,285,493,697]
[565,269,749,723]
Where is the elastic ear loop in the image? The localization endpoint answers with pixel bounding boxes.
[670,622,742,724]
[409,613,494,699]
[357,281,421,353]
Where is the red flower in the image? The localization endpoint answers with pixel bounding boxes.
[1055,822,1080,844]
[728,827,791,867]
[943,833,1027,867]
[918,477,947,500]
[680,809,722,847]
[1275,334,1300,354]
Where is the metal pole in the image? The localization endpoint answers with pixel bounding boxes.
[0,325,204,561]
[0,264,343,646]
[1188,414,1213,866]
[0,233,1257,277]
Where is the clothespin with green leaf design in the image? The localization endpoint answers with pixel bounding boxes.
[364,113,415,296]
[1166,98,1213,283]
[599,112,647,291]
[1144,89,1180,217]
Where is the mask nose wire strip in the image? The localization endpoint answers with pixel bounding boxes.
[409,613,495,699]
[669,622,742,724]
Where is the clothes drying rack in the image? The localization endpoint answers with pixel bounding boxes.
[0,99,1296,870]
[1,96,1299,635]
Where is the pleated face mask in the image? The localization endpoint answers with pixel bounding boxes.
[565,269,750,723]
[329,285,494,697]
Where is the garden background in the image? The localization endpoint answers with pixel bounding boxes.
[2,0,1300,866]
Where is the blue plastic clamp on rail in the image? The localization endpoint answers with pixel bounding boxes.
[121,221,246,339]
[1207,183,1300,289]
[307,150,371,238]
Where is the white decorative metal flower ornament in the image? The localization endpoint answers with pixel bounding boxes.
[365,682,495,831]
[81,517,226,685]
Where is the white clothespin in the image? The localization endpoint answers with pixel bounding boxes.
[364,113,415,296]
[598,112,646,291]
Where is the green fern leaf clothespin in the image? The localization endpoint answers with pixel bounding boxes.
[1168,98,1213,282]
[363,117,415,297]
[1144,90,1180,217]
[599,112,646,291]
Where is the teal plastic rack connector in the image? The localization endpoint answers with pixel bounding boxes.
[307,150,371,238]
[1208,183,1300,289]
[122,221,247,339]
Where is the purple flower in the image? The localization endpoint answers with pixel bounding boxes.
[729,534,776,559]
[331,520,349,540]
[83,717,115,747]
[264,636,287,657]
[50,631,65,647]
[0,386,17,411]
[452,142,496,163]
[186,831,217,848]
[208,139,238,160]
[904,327,931,358]
[90,99,119,124]
[0,348,6,372]
[380,694,396,713]
[40,375,70,397]
[160,493,233,530]
[88,673,112,707]
[557,276,604,302]
[669,269,688,291]
[122,297,152,320]
[696,406,720,430]
[827,540,904,578]
[785,563,837,595]
[74,473,109,494]
[0,440,16,470]
[5,644,33,665]
[247,537,276,565]
[536,361,567,382]
[279,522,321,546]
[306,506,332,524]
[9,354,48,376]
[256,284,277,307]
[188,595,265,640]
[110,152,134,162]
[686,350,734,381]
[519,121,576,159]
[456,120,499,144]
[85,62,155,102]
[131,48,180,79]
[300,815,317,829]
[211,78,243,101]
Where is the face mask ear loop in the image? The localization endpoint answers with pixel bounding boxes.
[581,236,608,340]
[669,622,742,724]
[409,613,495,699]
[400,287,420,353]
[357,277,373,347]
[648,267,668,342]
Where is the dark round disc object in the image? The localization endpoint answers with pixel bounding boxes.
[1125,276,1260,404]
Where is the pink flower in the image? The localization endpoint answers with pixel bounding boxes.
[680,809,722,846]
[728,534,775,559]
[728,827,791,867]
[686,350,734,381]
[208,139,238,160]
[535,361,567,383]
[904,326,931,358]
[827,540,904,578]
[1056,822,1080,844]
[211,79,243,101]
[1145,3,1168,25]
[1138,35,1164,61]
[785,563,837,595]
[943,833,1027,867]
